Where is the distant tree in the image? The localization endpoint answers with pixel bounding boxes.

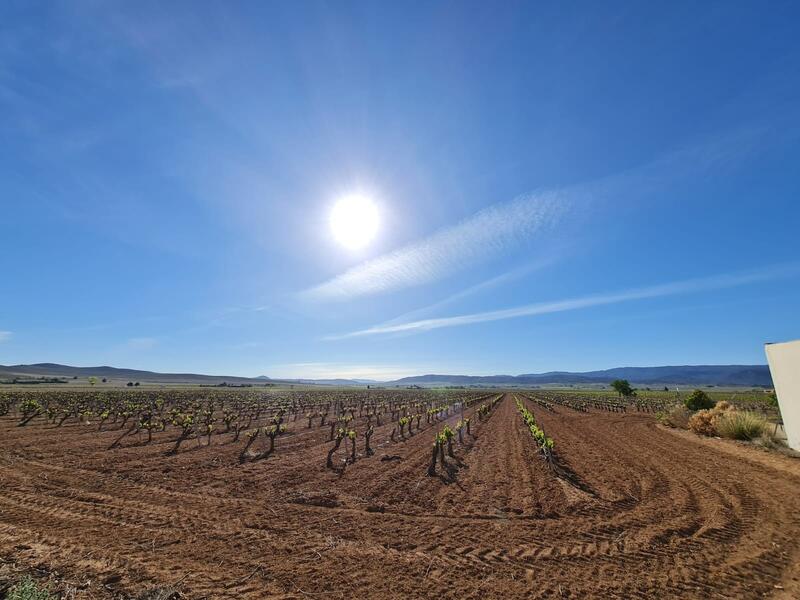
[684,389,715,411]
[102,377,107,383]
[73,376,78,380]
[610,379,635,398]
[127,382,134,387]
[88,376,98,386]
[134,382,140,387]
[664,386,669,392]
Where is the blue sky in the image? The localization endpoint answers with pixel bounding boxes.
[2,1,799,379]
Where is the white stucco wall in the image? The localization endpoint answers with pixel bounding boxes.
[765,340,800,451]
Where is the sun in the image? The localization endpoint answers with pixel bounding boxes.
[330,194,380,250]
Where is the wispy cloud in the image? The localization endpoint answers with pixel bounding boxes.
[328,263,800,339]
[0,331,12,343]
[303,191,567,301]
[301,125,785,305]
[378,259,556,327]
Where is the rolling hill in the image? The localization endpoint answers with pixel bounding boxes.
[0,363,773,387]
[387,365,772,387]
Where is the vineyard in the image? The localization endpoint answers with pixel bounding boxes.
[1,387,799,599]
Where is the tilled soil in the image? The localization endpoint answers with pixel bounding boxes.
[2,393,800,599]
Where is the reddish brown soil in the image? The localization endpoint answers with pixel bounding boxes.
[2,393,800,599]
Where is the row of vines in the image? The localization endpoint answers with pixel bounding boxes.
[0,388,501,470]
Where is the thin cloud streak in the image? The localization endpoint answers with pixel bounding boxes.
[379,259,556,327]
[0,331,12,342]
[328,264,800,339]
[303,191,567,301]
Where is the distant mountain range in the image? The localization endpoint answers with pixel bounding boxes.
[0,363,773,387]
[0,363,268,385]
[387,365,773,387]
[256,376,380,386]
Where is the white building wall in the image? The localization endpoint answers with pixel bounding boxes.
[765,340,800,451]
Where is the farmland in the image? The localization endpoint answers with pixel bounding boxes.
[1,388,800,599]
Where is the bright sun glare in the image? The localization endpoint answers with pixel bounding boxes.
[330,194,380,250]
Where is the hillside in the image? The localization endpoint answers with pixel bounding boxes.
[388,365,772,387]
[0,362,773,388]
[0,364,375,386]
[0,363,271,385]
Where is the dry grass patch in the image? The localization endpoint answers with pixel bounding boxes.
[715,411,768,441]
[656,404,691,428]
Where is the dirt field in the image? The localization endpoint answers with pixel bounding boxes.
[2,393,800,599]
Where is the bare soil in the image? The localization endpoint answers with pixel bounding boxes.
[2,394,800,599]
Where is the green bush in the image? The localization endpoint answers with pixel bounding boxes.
[7,577,53,600]
[715,411,767,441]
[684,389,715,411]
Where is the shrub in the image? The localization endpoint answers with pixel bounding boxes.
[688,410,717,436]
[716,411,767,441]
[7,577,53,600]
[687,401,737,436]
[684,389,715,411]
